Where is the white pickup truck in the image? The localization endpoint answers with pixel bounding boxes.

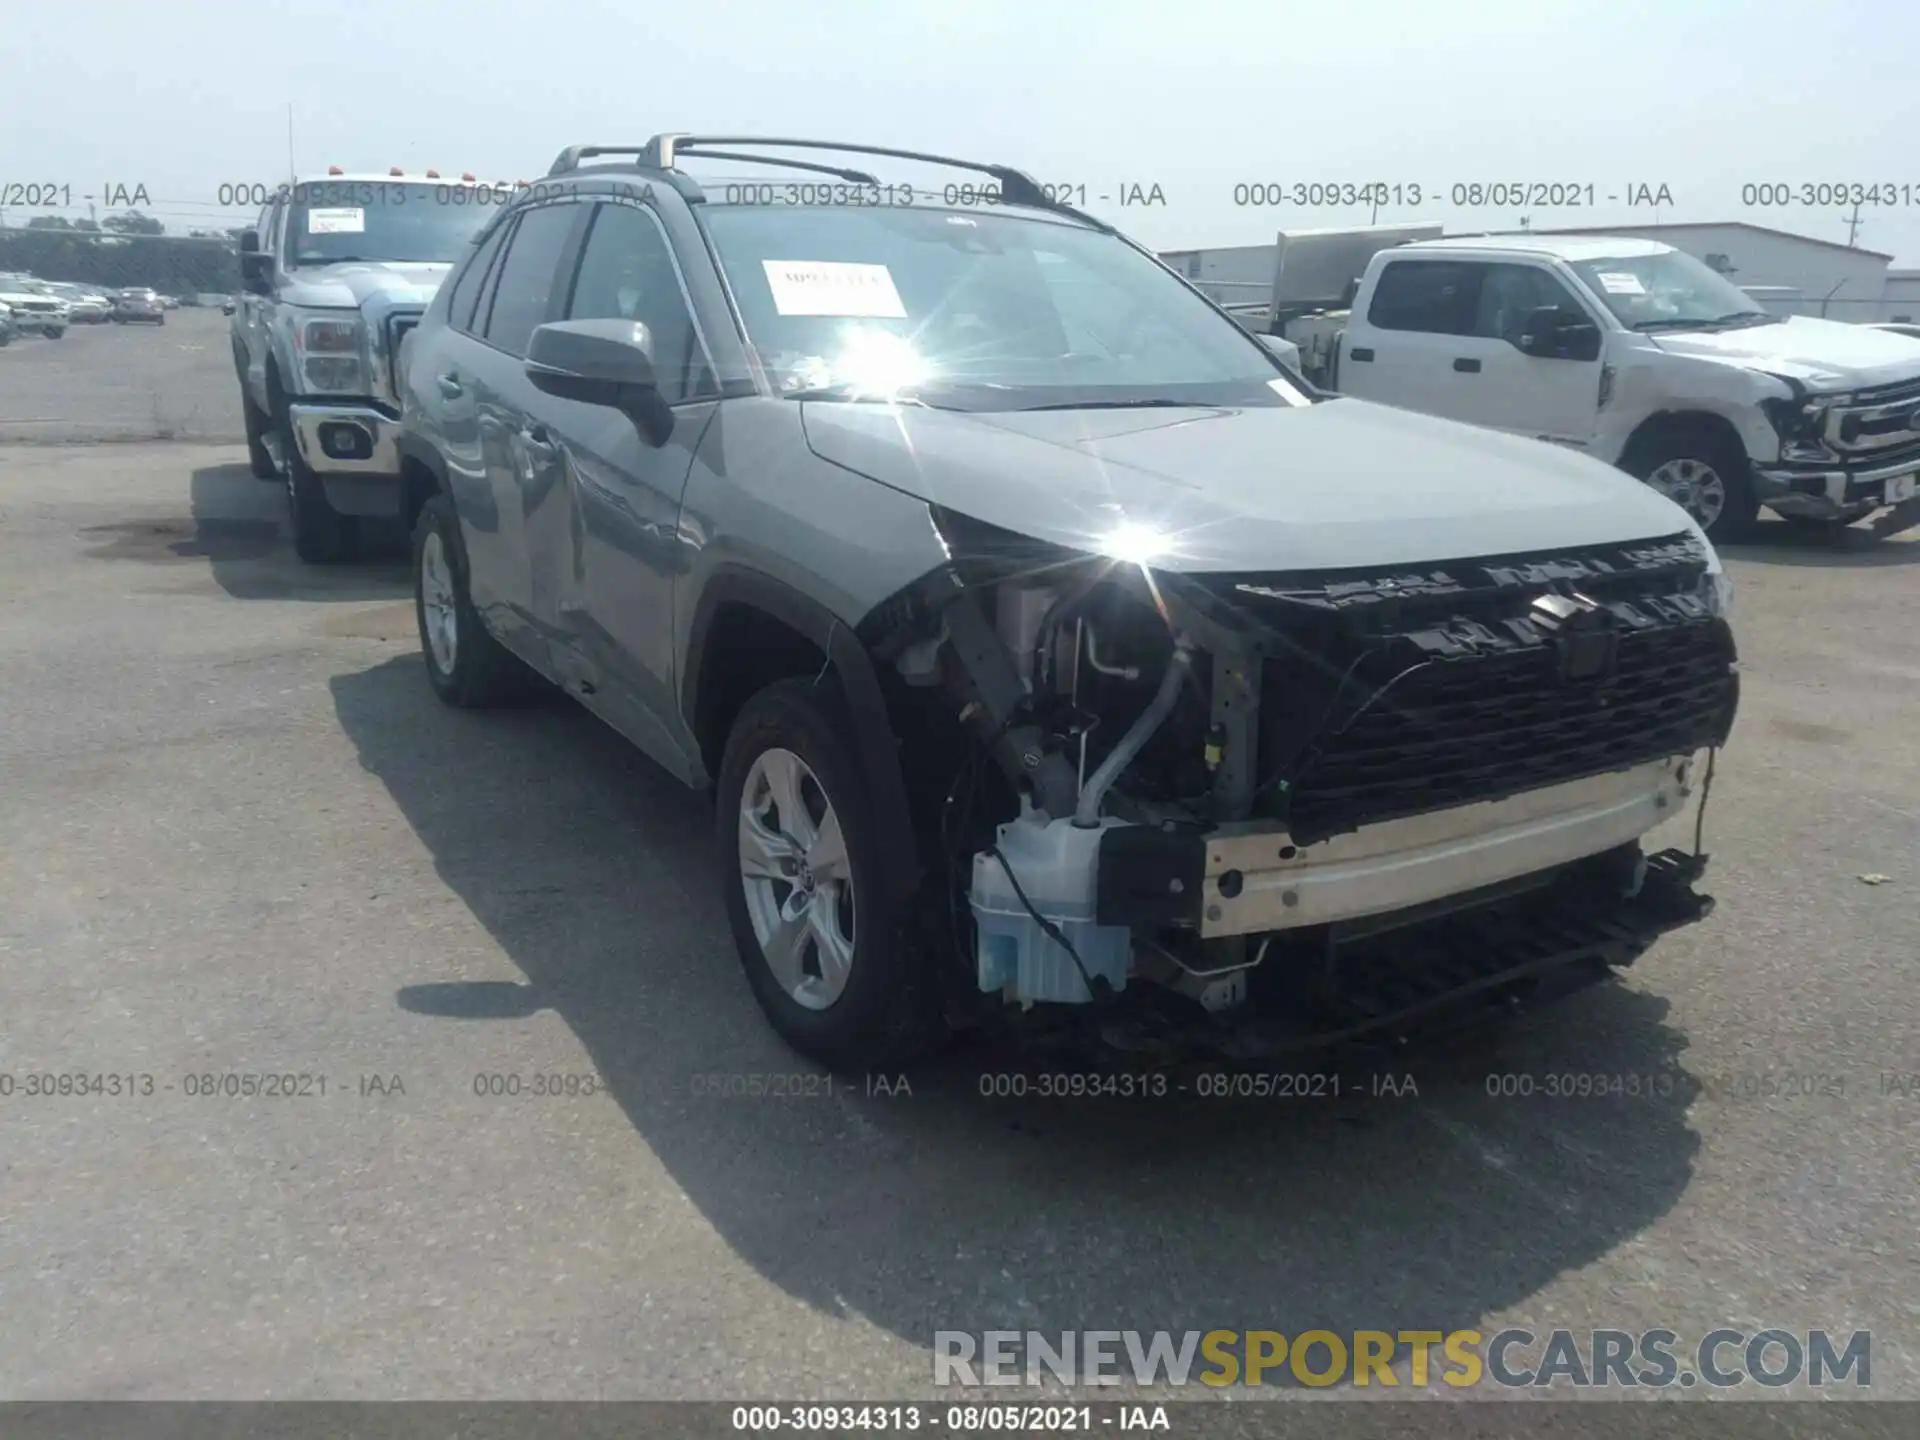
[1278,233,1920,541]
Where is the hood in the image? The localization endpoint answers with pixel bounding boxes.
[1649,315,1920,391]
[0,289,66,309]
[276,261,452,311]
[801,396,1696,574]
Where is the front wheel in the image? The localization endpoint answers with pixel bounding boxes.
[43,327,63,341]
[717,678,941,1072]
[241,392,277,480]
[1621,426,1759,542]
[274,389,357,563]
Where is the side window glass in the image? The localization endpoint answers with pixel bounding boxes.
[1367,261,1482,336]
[1472,264,1583,348]
[562,202,714,402]
[480,203,581,358]
[448,220,510,335]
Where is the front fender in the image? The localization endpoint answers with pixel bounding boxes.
[1594,353,1790,467]
[681,567,921,905]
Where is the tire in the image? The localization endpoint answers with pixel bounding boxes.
[272,384,357,563]
[241,391,277,480]
[412,491,537,707]
[1620,424,1759,542]
[717,677,941,1072]
[44,327,63,341]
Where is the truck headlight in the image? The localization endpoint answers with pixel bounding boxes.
[293,314,366,394]
[304,357,363,391]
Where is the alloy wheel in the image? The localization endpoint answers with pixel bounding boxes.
[419,530,460,675]
[737,747,856,1010]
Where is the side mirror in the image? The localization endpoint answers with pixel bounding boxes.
[239,251,273,295]
[1519,305,1600,360]
[525,319,674,446]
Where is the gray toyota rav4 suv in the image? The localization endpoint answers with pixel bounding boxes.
[396,135,1739,1072]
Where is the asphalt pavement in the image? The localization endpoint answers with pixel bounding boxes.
[0,346,1915,1418]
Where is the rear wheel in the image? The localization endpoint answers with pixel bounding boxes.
[717,677,941,1071]
[1621,425,1759,541]
[43,327,63,341]
[413,492,539,707]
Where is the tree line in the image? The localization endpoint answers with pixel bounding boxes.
[0,212,243,295]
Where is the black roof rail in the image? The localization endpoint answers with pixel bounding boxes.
[547,145,660,176]
[628,134,1107,225]
[672,147,881,186]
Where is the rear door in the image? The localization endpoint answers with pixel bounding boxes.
[1343,258,1485,418]
[530,195,723,763]
[419,215,514,617]
[461,200,592,649]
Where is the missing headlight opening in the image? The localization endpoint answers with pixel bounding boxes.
[867,520,1738,1060]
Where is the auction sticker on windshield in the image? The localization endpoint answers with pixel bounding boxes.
[307,208,366,234]
[763,260,906,318]
[1595,271,1646,295]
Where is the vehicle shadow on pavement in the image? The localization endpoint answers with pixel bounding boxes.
[1721,518,1920,568]
[176,461,411,600]
[333,654,1707,1386]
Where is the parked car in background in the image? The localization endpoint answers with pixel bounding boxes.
[231,167,499,560]
[0,281,69,338]
[1299,233,1920,540]
[160,294,180,310]
[396,134,1736,1072]
[46,284,113,323]
[0,302,18,346]
[112,288,166,324]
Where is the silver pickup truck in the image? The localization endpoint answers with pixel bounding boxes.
[231,171,502,560]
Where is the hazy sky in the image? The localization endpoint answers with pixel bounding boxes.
[7,0,1917,261]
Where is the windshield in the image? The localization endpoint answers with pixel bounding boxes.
[1568,250,1776,330]
[283,181,494,266]
[697,204,1299,410]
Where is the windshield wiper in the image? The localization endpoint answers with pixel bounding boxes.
[1633,310,1779,332]
[1015,398,1207,412]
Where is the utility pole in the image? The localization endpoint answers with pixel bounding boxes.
[1844,201,1863,247]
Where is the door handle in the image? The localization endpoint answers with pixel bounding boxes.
[1453,357,1481,373]
[436,373,464,399]
[1349,346,1374,362]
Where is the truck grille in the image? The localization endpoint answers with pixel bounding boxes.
[1830,374,1920,455]
[1274,620,1737,841]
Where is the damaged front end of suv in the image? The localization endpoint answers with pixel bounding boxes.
[861,503,1737,1062]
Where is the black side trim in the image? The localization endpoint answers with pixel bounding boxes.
[682,567,920,903]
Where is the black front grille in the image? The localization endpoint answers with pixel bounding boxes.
[1274,618,1737,841]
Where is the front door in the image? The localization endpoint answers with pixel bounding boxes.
[526,197,723,771]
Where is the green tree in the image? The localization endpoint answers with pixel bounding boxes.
[101,210,165,236]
